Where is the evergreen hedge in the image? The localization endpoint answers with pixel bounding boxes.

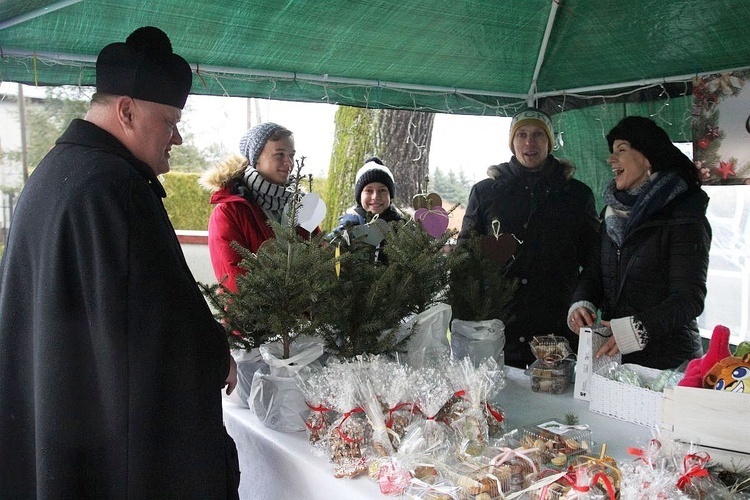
[161,171,330,231]
[162,172,212,231]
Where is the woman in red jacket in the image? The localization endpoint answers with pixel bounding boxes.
[200,122,314,291]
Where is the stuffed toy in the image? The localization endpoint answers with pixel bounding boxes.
[677,325,732,388]
[703,353,750,393]
[735,341,750,358]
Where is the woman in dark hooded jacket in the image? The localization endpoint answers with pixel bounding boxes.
[568,116,711,369]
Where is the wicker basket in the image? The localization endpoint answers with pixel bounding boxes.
[589,363,664,427]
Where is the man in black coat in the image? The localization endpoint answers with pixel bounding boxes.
[459,108,600,368]
[0,27,239,498]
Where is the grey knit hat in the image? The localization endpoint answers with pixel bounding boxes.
[354,157,395,205]
[238,122,286,167]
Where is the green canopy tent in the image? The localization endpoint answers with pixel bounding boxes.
[3,0,750,113]
[2,0,750,194]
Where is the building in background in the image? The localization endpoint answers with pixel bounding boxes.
[0,92,34,243]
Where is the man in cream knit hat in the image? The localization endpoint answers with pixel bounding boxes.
[458,107,599,368]
[508,108,555,157]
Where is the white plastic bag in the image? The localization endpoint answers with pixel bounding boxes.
[258,337,325,377]
[249,338,325,432]
[227,348,265,408]
[401,302,452,368]
[450,318,506,368]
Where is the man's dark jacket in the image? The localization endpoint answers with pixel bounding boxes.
[459,156,600,368]
[0,119,238,498]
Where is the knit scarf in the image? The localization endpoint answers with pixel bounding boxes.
[243,168,292,221]
[603,170,687,246]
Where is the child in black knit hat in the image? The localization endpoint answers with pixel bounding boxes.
[353,157,398,216]
[328,157,404,261]
[333,157,404,229]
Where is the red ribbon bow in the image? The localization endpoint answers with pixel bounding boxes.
[386,402,413,428]
[336,407,364,443]
[626,438,662,467]
[676,452,710,491]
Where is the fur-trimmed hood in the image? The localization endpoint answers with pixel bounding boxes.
[198,155,248,192]
[486,156,577,181]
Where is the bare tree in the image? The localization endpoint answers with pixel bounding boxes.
[323,107,435,231]
[322,106,377,231]
[375,109,435,209]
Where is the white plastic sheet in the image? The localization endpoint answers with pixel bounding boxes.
[402,302,453,368]
[249,338,325,432]
[450,318,506,368]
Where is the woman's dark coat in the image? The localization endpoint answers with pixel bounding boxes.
[459,156,600,368]
[573,189,711,369]
[0,119,237,498]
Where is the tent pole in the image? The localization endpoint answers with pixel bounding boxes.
[534,65,750,97]
[0,48,526,100]
[0,0,83,31]
[527,0,561,105]
[4,48,750,103]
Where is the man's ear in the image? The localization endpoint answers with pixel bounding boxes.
[115,96,136,129]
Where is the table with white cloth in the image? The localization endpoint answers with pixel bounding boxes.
[223,366,652,500]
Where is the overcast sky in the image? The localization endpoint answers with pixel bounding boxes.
[183,94,512,183]
[2,82,512,183]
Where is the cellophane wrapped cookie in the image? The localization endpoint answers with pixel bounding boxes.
[409,365,456,462]
[619,437,690,499]
[482,358,507,440]
[357,374,395,462]
[376,424,443,496]
[325,359,371,478]
[433,392,468,429]
[297,365,336,457]
[484,401,506,441]
[449,357,494,457]
[670,450,728,499]
[367,356,415,450]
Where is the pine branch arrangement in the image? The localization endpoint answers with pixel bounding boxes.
[315,218,459,359]
[200,281,255,351]
[202,158,339,358]
[202,165,467,360]
[446,232,519,322]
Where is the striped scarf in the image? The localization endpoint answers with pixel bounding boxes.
[243,168,292,221]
